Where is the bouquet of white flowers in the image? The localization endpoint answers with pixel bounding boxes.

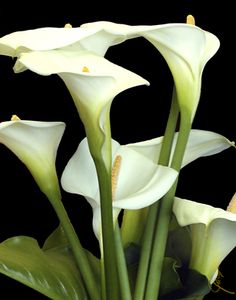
[0,15,235,300]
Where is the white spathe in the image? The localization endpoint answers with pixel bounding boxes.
[0,25,149,164]
[0,26,127,56]
[125,129,235,167]
[0,119,65,198]
[61,137,178,239]
[13,49,149,165]
[82,21,220,122]
[173,197,236,282]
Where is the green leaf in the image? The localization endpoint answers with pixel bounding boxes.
[0,235,88,299]
[159,257,183,297]
[177,268,211,299]
[160,267,211,299]
[43,225,101,283]
[166,215,192,266]
[43,224,69,250]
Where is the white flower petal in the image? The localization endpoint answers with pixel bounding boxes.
[113,145,177,209]
[92,206,121,242]
[0,120,65,196]
[14,50,149,153]
[82,21,220,122]
[173,197,236,227]
[61,138,120,205]
[61,137,178,210]
[0,27,101,56]
[15,50,149,88]
[142,26,219,121]
[126,130,234,167]
[173,197,236,281]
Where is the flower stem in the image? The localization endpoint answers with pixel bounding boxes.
[87,109,120,300]
[133,87,179,300]
[114,223,132,300]
[95,158,119,300]
[133,205,159,300]
[144,113,192,300]
[158,87,180,165]
[48,191,100,300]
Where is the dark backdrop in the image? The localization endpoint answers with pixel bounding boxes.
[0,1,235,299]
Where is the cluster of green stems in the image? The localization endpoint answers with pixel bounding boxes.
[49,85,192,300]
[98,86,192,300]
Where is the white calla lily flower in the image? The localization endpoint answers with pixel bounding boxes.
[0,25,126,56]
[61,129,234,241]
[0,25,148,165]
[61,137,178,240]
[13,50,148,164]
[126,129,235,167]
[82,20,220,122]
[173,195,236,283]
[142,25,219,122]
[0,117,65,199]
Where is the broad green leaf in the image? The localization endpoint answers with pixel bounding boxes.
[0,235,88,299]
[43,224,68,250]
[43,225,101,282]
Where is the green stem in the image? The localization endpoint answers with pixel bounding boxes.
[121,208,148,247]
[133,205,159,300]
[144,114,192,300]
[133,87,179,300]
[95,158,119,300]
[48,192,100,300]
[100,258,106,300]
[87,110,119,300]
[114,224,132,300]
[158,87,180,165]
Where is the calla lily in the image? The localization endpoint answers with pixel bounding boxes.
[0,117,65,200]
[61,137,178,240]
[141,25,220,123]
[61,130,234,241]
[0,25,149,166]
[121,129,234,246]
[126,129,235,167]
[0,25,127,57]
[12,50,149,167]
[82,20,220,122]
[172,195,236,283]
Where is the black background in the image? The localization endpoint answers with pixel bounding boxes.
[0,1,235,299]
